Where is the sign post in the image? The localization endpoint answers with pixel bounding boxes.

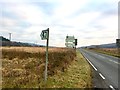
[74,39,77,49]
[116,39,120,48]
[40,28,49,82]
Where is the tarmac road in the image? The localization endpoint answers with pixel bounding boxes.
[80,48,120,90]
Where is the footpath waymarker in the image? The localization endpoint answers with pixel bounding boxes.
[40,28,49,82]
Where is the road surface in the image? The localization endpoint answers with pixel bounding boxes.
[80,48,120,89]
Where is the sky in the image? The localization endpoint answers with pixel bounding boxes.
[0,0,119,47]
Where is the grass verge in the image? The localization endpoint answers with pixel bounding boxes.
[87,48,120,58]
[2,47,76,88]
[2,47,92,88]
[39,50,92,88]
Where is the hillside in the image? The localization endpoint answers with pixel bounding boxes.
[96,43,116,48]
[0,36,41,47]
[83,43,117,48]
[0,36,10,41]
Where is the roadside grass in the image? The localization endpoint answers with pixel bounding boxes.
[39,50,92,88]
[2,47,76,88]
[87,48,120,58]
[2,47,92,88]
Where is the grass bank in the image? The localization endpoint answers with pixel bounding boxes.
[2,47,92,88]
[87,48,120,58]
[39,50,92,88]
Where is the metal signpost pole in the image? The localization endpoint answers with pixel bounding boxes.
[75,39,77,49]
[45,28,49,82]
[40,28,49,83]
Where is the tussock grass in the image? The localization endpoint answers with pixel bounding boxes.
[2,47,76,88]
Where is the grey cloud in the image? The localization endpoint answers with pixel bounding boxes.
[55,24,74,28]
[27,23,74,29]
[89,2,117,16]
[70,2,117,18]
[31,1,58,16]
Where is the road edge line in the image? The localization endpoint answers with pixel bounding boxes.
[109,85,115,90]
[99,73,105,80]
[86,58,98,71]
[80,50,98,71]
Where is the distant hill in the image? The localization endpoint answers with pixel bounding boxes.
[0,36,43,47]
[0,36,10,41]
[97,43,117,48]
[82,43,117,48]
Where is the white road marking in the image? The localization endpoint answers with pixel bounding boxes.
[90,62,98,71]
[97,54,119,65]
[85,57,98,71]
[81,50,118,89]
[99,73,105,80]
[113,61,118,64]
[109,85,115,90]
[87,49,120,65]
[109,59,120,64]
[98,55,105,59]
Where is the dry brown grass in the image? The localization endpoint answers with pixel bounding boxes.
[100,48,118,52]
[2,47,76,88]
[41,50,92,88]
[88,48,120,58]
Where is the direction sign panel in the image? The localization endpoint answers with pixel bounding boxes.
[40,28,49,40]
[65,35,77,48]
[65,36,75,42]
[65,42,75,48]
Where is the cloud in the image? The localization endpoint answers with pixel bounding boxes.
[0,0,118,47]
[53,0,89,19]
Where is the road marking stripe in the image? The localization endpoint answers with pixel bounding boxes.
[90,63,98,71]
[109,85,115,90]
[85,58,98,71]
[112,61,120,64]
[99,73,105,80]
[109,59,119,64]
[98,55,105,59]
